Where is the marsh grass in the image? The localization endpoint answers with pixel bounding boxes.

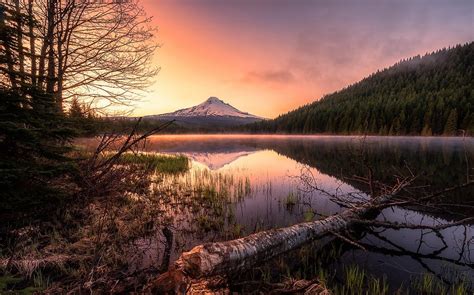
[303,209,315,222]
[329,265,390,295]
[284,191,298,210]
[344,265,366,293]
[411,273,470,295]
[117,153,189,174]
[6,151,471,294]
[230,238,471,295]
[149,167,257,242]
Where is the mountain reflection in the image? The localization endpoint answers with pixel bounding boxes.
[137,135,474,289]
[146,135,473,186]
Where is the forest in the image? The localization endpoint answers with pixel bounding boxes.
[244,42,474,136]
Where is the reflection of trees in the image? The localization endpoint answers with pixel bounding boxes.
[144,137,473,197]
[361,228,473,285]
[257,138,474,219]
[227,220,473,292]
[149,137,473,293]
[262,138,472,188]
[280,148,474,291]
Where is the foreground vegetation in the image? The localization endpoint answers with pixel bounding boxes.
[114,153,189,174]
[1,140,473,293]
[0,150,191,293]
[230,241,471,295]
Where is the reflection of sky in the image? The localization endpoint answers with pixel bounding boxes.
[209,149,348,228]
[203,149,473,286]
[144,135,474,286]
[352,207,474,287]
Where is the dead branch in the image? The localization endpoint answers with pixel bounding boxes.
[149,177,413,292]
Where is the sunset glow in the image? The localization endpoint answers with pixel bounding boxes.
[135,0,473,118]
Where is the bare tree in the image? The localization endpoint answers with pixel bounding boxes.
[1,0,158,113]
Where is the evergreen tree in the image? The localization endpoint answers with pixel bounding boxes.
[69,96,84,119]
[245,42,474,136]
[443,109,458,135]
[0,4,75,210]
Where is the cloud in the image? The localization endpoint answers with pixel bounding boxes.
[242,69,296,83]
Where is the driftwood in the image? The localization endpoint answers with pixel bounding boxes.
[148,180,411,293]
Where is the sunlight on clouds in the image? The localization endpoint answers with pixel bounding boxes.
[133,0,474,118]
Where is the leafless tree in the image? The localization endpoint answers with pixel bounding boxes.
[1,0,158,113]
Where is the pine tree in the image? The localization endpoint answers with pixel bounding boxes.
[69,96,84,118]
[443,109,458,135]
[245,42,474,135]
[0,4,75,210]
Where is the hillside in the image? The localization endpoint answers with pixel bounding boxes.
[245,42,474,135]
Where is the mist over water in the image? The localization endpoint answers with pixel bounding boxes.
[130,135,473,289]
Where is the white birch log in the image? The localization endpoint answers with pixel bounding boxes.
[175,187,401,278]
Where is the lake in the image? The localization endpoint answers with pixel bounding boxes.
[85,135,474,292]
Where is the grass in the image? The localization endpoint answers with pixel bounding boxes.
[232,224,243,237]
[72,147,189,174]
[150,168,257,239]
[344,265,366,294]
[411,273,470,295]
[0,275,43,294]
[117,152,189,174]
[367,276,389,295]
[7,149,473,293]
[284,192,298,209]
[331,265,389,295]
[0,276,22,291]
[303,209,315,222]
[196,215,224,232]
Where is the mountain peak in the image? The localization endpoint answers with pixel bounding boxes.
[157,97,263,119]
[145,96,264,127]
[206,96,223,103]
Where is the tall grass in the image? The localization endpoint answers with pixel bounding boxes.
[284,191,298,210]
[411,273,470,295]
[117,153,189,174]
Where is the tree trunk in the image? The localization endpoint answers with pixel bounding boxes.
[56,30,63,111]
[38,0,55,92]
[14,0,25,86]
[0,4,18,89]
[28,0,36,86]
[46,0,56,96]
[174,187,403,279]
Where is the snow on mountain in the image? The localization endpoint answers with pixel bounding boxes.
[157,97,262,119]
[143,97,264,127]
[185,151,255,170]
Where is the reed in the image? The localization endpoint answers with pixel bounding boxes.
[117,153,189,174]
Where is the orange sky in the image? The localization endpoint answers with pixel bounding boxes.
[133,0,474,119]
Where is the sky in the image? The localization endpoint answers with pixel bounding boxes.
[135,0,474,119]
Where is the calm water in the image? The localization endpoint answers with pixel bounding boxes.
[100,135,474,290]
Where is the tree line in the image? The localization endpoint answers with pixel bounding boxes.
[244,42,474,136]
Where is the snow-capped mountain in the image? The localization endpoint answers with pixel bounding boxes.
[166,97,260,118]
[145,97,264,127]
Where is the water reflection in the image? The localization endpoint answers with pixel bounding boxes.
[138,135,473,290]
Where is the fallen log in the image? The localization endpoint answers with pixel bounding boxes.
[179,184,404,278]
[148,181,409,293]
